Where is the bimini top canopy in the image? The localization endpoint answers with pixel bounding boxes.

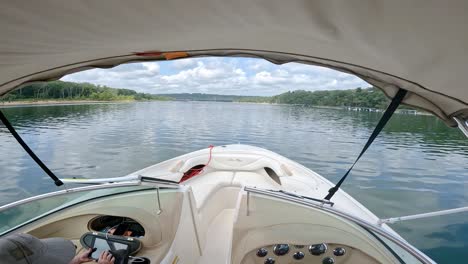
[0,0,467,127]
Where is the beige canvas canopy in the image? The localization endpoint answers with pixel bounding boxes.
[0,0,467,128]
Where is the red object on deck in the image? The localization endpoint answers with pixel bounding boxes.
[179,145,214,183]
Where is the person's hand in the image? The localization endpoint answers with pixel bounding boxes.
[98,251,115,264]
[69,248,93,264]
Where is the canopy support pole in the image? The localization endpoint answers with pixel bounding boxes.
[0,110,63,186]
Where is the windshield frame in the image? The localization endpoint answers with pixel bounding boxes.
[0,182,140,212]
[0,180,179,236]
[244,186,435,264]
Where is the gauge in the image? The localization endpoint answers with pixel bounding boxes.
[322,257,335,264]
[264,257,275,264]
[333,247,346,256]
[309,243,327,256]
[293,251,305,260]
[256,248,268,257]
[273,244,290,256]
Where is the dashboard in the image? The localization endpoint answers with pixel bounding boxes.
[242,243,380,264]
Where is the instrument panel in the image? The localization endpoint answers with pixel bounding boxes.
[243,243,379,264]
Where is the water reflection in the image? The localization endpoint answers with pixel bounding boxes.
[0,101,467,263]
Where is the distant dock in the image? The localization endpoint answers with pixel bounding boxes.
[345,106,423,115]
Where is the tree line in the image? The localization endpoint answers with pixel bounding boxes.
[1,81,396,110]
[236,87,392,109]
[0,81,171,102]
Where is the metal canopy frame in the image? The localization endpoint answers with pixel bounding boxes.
[454,117,468,137]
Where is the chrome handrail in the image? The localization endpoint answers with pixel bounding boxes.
[0,177,180,213]
[0,181,141,212]
[379,206,468,224]
[244,186,435,264]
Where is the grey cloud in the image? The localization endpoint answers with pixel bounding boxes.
[172,59,197,69]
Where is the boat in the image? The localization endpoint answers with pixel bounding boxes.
[0,143,447,264]
[0,1,467,264]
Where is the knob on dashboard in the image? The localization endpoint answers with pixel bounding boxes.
[293,252,305,260]
[309,243,327,256]
[256,248,268,257]
[273,244,290,256]
[333,247,346,256]
[322,257,335,264]
[264,257,275,264]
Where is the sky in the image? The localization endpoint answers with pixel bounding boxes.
[62,57,369,96]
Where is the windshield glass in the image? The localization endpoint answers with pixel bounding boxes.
[364,228,427,264]
[246,187,433,264]
[0,185,154,235]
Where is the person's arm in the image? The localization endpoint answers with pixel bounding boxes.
[69,248,92,264]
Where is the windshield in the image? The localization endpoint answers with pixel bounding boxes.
[363,228,428,264]
[0,184,154,236]
[245,187,434,264]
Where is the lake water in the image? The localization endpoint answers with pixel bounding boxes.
[0,101,467,263]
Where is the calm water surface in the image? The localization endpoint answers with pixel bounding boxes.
[0,101,467,263]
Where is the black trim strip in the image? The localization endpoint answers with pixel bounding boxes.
[324,89,408,200]
[0,110,63,186]
[363,225,406,264]
[140,176,179,184]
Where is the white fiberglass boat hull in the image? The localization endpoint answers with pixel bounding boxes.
[65,144,384,226]
[121,145,388,227]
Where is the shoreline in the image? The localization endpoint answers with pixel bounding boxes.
[235,101,432,115]
[0,99,432,116]
[0,100,136,107]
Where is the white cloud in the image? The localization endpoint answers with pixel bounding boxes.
[142,62,160,74]
[62,57,369,95]
[254,71,287,85]
[248,60,272,71]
